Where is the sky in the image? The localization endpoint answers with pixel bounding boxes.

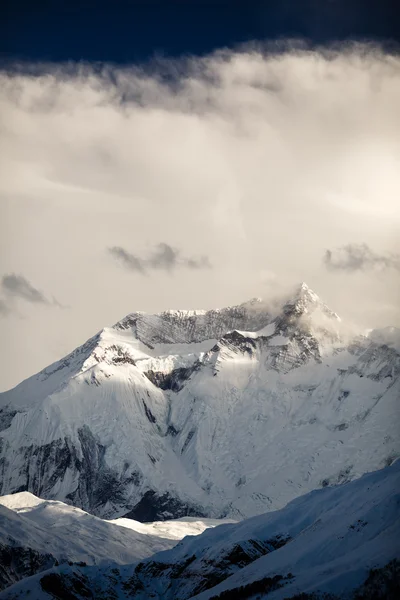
[0,1,400,390]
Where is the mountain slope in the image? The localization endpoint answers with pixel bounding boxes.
[0,491,229,591]
[3,461,399,599]
[0,284,399,520]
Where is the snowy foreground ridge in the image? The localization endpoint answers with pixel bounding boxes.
[0,283,399,522]
[2,461,399,599]
[0,491,229,591]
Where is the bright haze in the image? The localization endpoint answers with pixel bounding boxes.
[0,3,400,391]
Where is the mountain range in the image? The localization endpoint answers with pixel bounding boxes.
[0,283,399,522]
[1,282,399,597]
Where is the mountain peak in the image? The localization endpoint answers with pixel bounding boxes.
[283,282,320,313]
[279,282,341,336]
[295,281,320,301]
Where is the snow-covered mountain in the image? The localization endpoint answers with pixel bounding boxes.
[0,283,399,520]
[0,491,230,590]
[3,461,399,599]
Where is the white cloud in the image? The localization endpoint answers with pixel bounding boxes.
[0,44,399,389]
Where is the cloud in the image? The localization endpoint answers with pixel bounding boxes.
[0,44,400,388]
[1,274,61,306]
[185,256,212,270]
[0,299,10,317]
[324,244,400,273]
[147,243,178,272]
[2,274,49,303]
[108,247,146,274]
[108,244,211,274]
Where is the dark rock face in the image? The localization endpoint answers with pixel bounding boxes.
[213,327,322,374]
[207,574,289,600]
[126,534,292,599]
[142,401,157,423]
[181,429,196,454]
[0,409,17,433]
[6,438,81,498]
[114,300,272,346]
[40,571,92,600]
[216,331,258,357]
[66,426,133,514]
[205,536,289,570]
[166,424,179,437]
[0,544,56,590]
[348,340,400,381]
[1,427,142,519]
[122,490,207,522]
[144,362,201,392]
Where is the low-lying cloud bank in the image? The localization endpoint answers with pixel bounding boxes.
[0,43,399,387]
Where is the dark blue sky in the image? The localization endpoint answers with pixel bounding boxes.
[2,0,399,64]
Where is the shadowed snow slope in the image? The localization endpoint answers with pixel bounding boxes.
[0,283,399,520]
[2,461,399,599]
[0,491,226,590]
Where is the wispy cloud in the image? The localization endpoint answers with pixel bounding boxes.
[324,244,400,273]
[108,243,212,274]
[1,274,62,307]
[2,274,49,303]
[108,247,146,274]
